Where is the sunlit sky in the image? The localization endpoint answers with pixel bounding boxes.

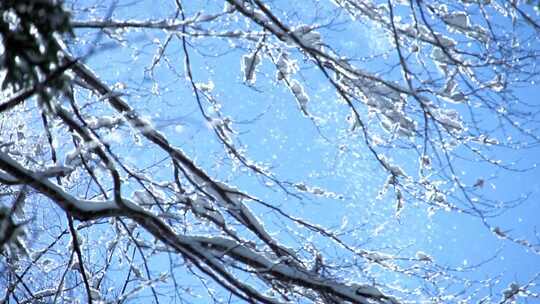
[63,0,540,301]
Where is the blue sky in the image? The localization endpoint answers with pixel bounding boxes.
[55,0,540,302]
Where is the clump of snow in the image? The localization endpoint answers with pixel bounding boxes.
[287,25,323,50]
[195,80,215,92]
[433,108,463,132]
[87,115,123,129]
[443,12,470,29]
[289,79,309,115]
[431,48,449,64]
[380,156,406,177]
[415,251,432,262]
[241,51,262,84]
[364,251,392,262]
[293,182,339,198]
[502,282,521,300]
[379,109,416,137]
[275,52,298,81]
[354,285,383,297]
[449,92,466,103]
